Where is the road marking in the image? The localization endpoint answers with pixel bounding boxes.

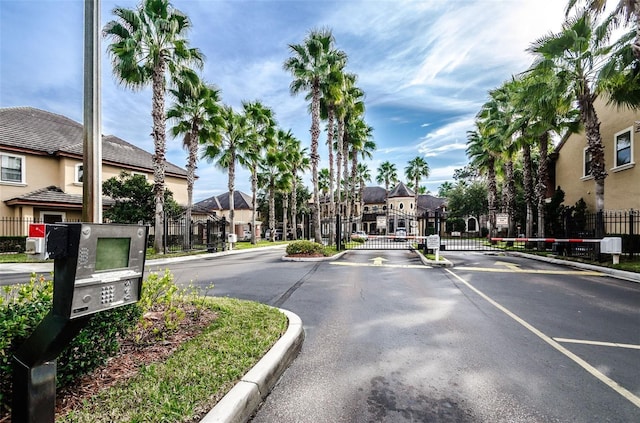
[553,338,640,350]
[331,262,429,269]
[456,266,603,276]
[494,261,521,270]
[370,257,388,266]
[445,268,640,409]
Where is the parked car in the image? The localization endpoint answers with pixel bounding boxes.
[350,231,368,241]
[242,230,252,241]
[394,228,407,242]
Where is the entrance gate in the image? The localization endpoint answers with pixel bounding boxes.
[346,210,502,252]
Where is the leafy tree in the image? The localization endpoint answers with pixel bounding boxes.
[103,172,181,223]
[104,0,203,253]
[445,180,488,226]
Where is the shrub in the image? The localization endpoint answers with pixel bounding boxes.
[286,240,327,256]
[0,270,185,413]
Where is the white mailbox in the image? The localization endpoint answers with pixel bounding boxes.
[227,233,237,243]
[600,237,622,254]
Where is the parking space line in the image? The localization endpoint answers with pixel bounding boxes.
[553,338,640,350]
[445,268,640,409]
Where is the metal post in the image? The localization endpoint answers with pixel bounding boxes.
[629,209,634,259]
[335,214,342,250]
[82,0,102,223]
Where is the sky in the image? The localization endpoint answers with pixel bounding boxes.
[0,0,569,203]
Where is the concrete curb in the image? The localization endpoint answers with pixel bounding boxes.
[414,250,453,267]
[281,250,349,262]
[200,308,304,423]
[510,251,640,284]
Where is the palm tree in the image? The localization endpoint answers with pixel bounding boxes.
[287,138,310,240]
[104,0,204,253]
[202,105,251,245]
[405,156,430,214]
[466,128,499,236]
[566,0,640,59]
[284,28,339,242]
[335,74,364,221]
[347,120,375,224]
[528,11,629,214]
[167,76,221,247]
[376,161,398,204]
[243,101,276,244]
[258,131,292,242]
[355,162,371,229]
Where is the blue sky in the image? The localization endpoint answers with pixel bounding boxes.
[0,0,567,202]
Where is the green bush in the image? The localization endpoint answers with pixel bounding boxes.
[0,270,182,414]
[286,240,327,256]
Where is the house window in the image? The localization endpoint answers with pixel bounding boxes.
[364,206,369,212]
[583,147,592,177]
[614,127,633,168]
[75,164,83,183]
[399,203,404,210]
[1,153,25,183]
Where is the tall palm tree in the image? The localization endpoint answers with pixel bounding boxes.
[287,139,310,240]
[335,74,365,221]
[528,10,628,214]
[167,76,221,247]
[284,28,338,242]
[202,105,251,245]
[104,0,204,253]
[347,120,375,224]
[355,162,371,228]
[405,156,430,214]
[376,161,398,204]
[466,128,499,236]
[243,101,276,244]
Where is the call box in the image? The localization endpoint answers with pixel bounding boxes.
[65,223,148,318]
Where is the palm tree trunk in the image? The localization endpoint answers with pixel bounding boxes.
[228,155,236,247]
[185,129,198,250]
[536,132,550,237]
[269,186,276,242]
[327,109,335,246]
[633,2,640,60]
[251,167,258,244]
[292,174,298,240]
[522,143,534,237]
[487,157,497,237]
[505,160,516,237]
[336,118,344,217]
[152,60,167,253]
[578,95,606,212]
[311,83,322,243]
[283,192,289,242]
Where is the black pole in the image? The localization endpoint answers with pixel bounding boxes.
[336,214,342,250]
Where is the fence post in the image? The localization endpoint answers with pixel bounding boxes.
[630,209,635,259]
[335,214,342,251]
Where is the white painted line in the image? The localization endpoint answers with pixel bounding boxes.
[331,262,429,269]
[553,338,640,350]
[455,266,604,276]
[445,268,640,409]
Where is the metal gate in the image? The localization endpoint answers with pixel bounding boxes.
[346,210,417,250]
[345,210,502,252]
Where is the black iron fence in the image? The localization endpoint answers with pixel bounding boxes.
[0,216,228,254]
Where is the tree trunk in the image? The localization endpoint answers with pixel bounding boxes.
[152,60,167,253]
[536,132,550,237]
[292,172,298,240]
[578,94,606,212]
[283,192,289,242]
[184,128,198,250]
[228,153,236,247]
[311,82,322,243]
[505,160,516,237]
[522,143,534,237]
[327,108,335,246]
[251,166,258,244]
[269,186,276,242]
[336,117,344,221]
[487,157,497,237]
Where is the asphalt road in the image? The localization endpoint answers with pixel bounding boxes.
[3,247,638,421]
[159,248,639,422]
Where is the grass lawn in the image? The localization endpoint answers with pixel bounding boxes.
[59,297,287,423]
